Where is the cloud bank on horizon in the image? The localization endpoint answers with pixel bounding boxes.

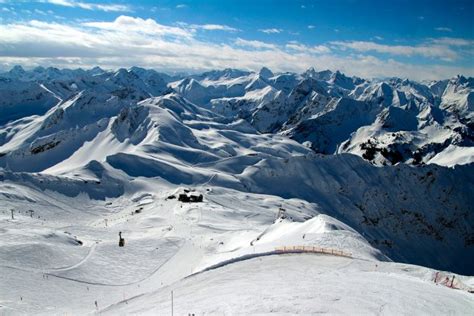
[0,0,473,80]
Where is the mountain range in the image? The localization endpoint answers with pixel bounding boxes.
[1,65,472,168]
[0,65,472,314]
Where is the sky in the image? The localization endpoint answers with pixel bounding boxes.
[0,0,473,80]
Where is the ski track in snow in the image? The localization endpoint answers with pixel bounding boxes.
[40,237,183,287]
[0,241,98,274]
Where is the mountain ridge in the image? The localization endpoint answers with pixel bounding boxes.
[1,65,472,167]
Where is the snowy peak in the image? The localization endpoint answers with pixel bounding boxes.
[197,68,251,81]
[7,65,26,78]
[329,70,357,90]
[302,67,332,81]
[88,66,106,76]
[290,77,328,98]
[258,66,274,79]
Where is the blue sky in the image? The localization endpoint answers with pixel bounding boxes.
[0,0,473,79]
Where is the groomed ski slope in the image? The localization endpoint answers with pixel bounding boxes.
[103,254,474,315]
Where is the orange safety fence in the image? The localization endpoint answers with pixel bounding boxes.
[274,246,352,258]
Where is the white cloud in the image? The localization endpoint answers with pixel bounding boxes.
[41,0,72,6]
[176,4,187,9]
[435,27,453,32]
[307,25,315,29]
[191,24,239,32]
[259,28,282,34]
[0,16,472,80]
[177,22,239,32]
[430,37,474,46]
[40,0,130,12]
[234,38,277,50]
[331,40,460,61]
[286,42,331,54]
[83,15,193,38]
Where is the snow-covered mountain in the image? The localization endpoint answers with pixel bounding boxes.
[2,66,472,168]
[168,67,473,167]
[0,66,472,314]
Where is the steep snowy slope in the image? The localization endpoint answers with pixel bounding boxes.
[0,67,168,126]
[0,78,60,125]
[439,75,473,121]
[241,154,474,274]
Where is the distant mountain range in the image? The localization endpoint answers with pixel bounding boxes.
[1,65,472,168]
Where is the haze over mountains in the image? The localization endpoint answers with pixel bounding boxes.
[0,65,473,314]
